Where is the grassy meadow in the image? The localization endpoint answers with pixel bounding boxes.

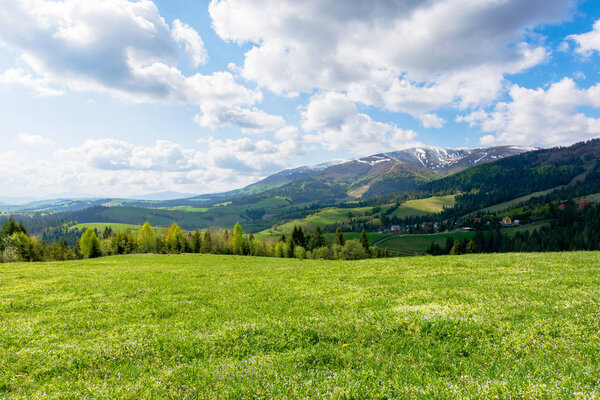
[70,222,167,234]
[380,222,552,254]
[2,252,600,398]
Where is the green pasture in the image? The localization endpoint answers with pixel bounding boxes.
[1,252,599,398]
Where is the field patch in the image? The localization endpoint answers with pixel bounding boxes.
[390,195,456,218]
[378,222,551,254]
[1,252,600,398]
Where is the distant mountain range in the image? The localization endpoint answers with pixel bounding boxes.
[129,191,197,201]
[0,145,537,212]
[214,145,538,202]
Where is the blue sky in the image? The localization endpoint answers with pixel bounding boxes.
[1,0,600,198]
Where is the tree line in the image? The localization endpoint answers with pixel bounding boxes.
[428,202,600,255]
[1,218,392,263]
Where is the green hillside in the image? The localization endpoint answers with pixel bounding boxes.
[259,195,455,240]
[2,252,600,398]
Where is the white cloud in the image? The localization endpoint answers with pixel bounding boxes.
[194,104,285,133]
[568,19,600,56]
[0,0,282,132]
[210,0,573,114]
[0,135,307,197]
[457,78,600,146]
[301,92,417,155]
[172,19,208,67]
[417,113,445,129]
[18,133,54,146]
[0,68,63,97]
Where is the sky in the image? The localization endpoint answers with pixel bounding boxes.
[1,0,600,199]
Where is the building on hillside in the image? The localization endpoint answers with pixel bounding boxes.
[558,204,567,210]
[474,217,482,224]
[501,216,512,226]
[391,225,402,232]
[578,200,593,209]
[463,227,474,232]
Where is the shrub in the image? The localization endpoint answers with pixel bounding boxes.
[340,240,369,260]
[294,246,306,259]
[313,246,333,260]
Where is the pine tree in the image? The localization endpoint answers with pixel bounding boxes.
[334,227,345,246]
[450,240,462,255]
[307,226,326,250]
[191,230,202,253]
[359,229,370,254]
[465,240,477,254]
[291,226,306,248]
[201,231,213,253]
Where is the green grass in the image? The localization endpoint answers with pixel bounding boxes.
[480,189,557,213]
[380,231,477,254]
[379,222,551,254]
[71,222,149,232]
[1,252,600,398]
[578,192,600,203]
[390,195,456,219]
[323,231,392,245]
[259,206,375,239]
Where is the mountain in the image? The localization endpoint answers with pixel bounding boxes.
[233,145,537,202]
[382,145,538,172]
[129,191,196,201]
[243,159,347,192]
[0,196,41,206]
[413,139,600,216]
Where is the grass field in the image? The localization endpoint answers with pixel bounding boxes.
[323,231,392,245]
[379,222,551,254]
[389,195,456,219]
[259,206,375,239]
[2,252,600,398]
[70,222,158,233]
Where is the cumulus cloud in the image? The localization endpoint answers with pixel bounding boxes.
[0,135,307,197]
[210,0,573,113]
[0,68,63,97]
[18,133,54,146]
[417,113,445,129]
[171,19,208,67]
[0,0,283,132]
[457,78,600,146]
[194,104,285,133]
[301,92,417,154]
[568,19,600,55]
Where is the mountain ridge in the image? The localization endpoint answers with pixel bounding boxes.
[223,145,538,202]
